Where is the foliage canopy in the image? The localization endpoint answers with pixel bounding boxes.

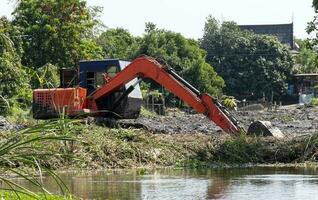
[294,39,318,73]
[96,28,139,60]
[201,16,294,100]
[0,17,30,115]
[134,23,224,97]
[13,0,101,69]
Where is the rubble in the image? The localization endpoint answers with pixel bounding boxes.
[0,116,26,131]
[0,116,14,131]
[113,105,318,136]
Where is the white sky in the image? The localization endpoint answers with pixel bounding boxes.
[0,0,315,39]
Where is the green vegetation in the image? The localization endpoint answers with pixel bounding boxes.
[0,17,31,116]
[307,0,318,48]
[310,98,318,106]
[0,192,75,200]
[0,115,317,198]
[0,119,78,199]
[4,123,313,169]
[222,96,237,109]
[13,0,102,69]
[140,106,157,118]
[96,28,139,60]
[294,39,318,73]
[304,0,318,73]
[201,16,294,100]
[135,23,224,97]
[0,0,226,116]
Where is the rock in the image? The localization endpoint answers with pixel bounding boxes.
[247,120,284,138]
[0,116,13,131]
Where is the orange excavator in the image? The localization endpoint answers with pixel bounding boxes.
[33,56,280,136]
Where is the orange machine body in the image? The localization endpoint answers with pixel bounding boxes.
[33,87,87,118]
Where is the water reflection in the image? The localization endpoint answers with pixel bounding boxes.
[9,167,318,200]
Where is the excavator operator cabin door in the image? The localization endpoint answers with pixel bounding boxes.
[79,59,120,95]
[78,59,142,118]
[89,66,119,94]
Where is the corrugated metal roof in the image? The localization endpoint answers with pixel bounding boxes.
[239,23,293,48]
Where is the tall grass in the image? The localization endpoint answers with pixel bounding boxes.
[0,119,77,199]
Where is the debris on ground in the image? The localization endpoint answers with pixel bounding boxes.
[0,116,14,131]
[2,104,317,137]
[0,116,26,131]
[109,105,318,136]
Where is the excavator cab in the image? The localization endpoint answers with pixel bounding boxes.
[78,60,143,118]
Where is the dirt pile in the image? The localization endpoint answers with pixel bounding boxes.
[114,109,222,134]
[236,105,318,137]
[114,105,318,136]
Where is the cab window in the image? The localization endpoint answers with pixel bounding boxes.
[106,66,118,78]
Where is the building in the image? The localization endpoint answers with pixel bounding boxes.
[292,74,318,95]
[289,74,318,104]
[239,23,294,49]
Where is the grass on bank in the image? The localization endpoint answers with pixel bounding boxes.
[28,122,318,169]
[0,119,78,199]
[0,192,75,200]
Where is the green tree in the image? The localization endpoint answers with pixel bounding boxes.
[294,39,318,73]
[13,0,101,69]
[79,39,103,60]
[135,23,224,97]
[96,28,139,60]
[306,0,318,74]
[0,17,30,115]
[201,16,293,100]
[307,0,318,47]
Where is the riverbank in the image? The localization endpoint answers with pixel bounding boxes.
[1,105,318,170]
[0,192,75,200]
[19,123,317,170]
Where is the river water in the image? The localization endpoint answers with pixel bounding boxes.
[13,167,318,200]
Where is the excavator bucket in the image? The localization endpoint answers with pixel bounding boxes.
[247,120,284,138]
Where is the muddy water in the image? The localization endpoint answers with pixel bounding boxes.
[13,167,318,199]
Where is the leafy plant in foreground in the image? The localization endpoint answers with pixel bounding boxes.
[0,119,77,199]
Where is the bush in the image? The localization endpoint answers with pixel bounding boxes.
[29,63,60,89]
[0,37,31,115]
[222,96,237,109]
[310,98,318,106]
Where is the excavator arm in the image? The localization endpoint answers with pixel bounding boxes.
[90,56,242,133]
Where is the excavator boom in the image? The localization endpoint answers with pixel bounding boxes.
[90,56,241,133]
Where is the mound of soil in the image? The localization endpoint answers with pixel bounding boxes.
[114,105,318,136]
[117,112,222,134]
[235,105,318,137]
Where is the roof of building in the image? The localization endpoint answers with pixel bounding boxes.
[239,23,294,48]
